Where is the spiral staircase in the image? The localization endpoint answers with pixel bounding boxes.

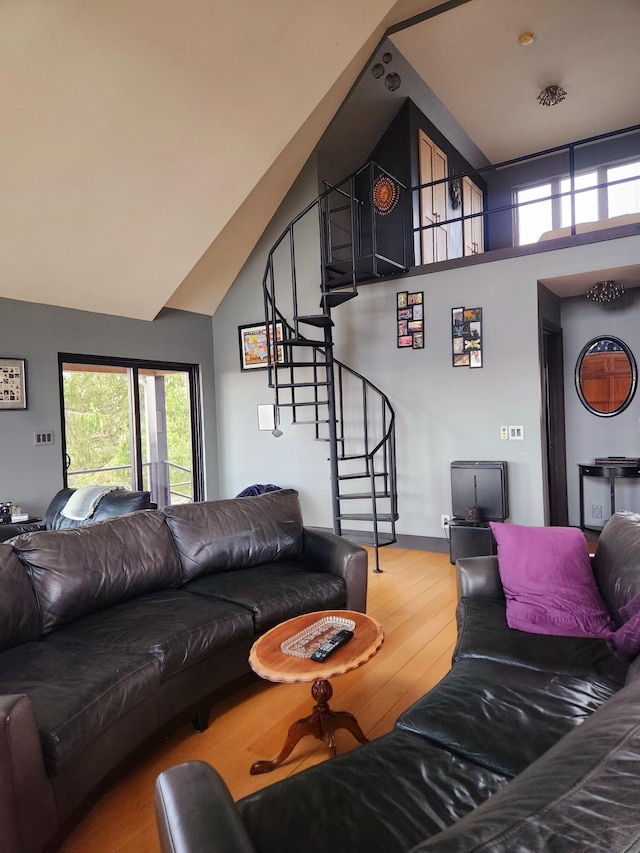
[262,163,406,572]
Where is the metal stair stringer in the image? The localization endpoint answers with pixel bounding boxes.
[261,168,400,573]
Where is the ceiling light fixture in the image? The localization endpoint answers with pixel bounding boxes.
[585,280,625,303]
[537,85,567,107]
[518,32,535,46]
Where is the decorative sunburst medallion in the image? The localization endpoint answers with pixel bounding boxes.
[372,175,399,215]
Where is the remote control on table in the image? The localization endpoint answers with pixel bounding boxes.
[310,629,354,662]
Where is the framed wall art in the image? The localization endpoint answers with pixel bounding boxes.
[0,358,27,409]
[239,322,285,371]
[397,291,424,349]
[451,307,482,368]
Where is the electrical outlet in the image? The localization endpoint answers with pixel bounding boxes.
[509,425,524,440]
[441,514,450,529]
[34,431,54,446]
[592,504,603,519]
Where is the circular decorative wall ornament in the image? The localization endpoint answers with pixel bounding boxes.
[373,175,399,215]
[372,63,385,78]
[385,72,401,92]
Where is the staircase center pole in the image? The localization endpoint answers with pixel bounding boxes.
[323,322,342,537]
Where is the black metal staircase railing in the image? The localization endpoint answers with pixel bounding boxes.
[262,166,402,571]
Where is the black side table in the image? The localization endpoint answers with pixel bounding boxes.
[578,464,640,529]
[449,519,496,565]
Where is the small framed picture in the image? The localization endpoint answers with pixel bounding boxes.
[0,358,27,410]
[397,291,425,349]
[452,307,483,368]
[239,322,285,371]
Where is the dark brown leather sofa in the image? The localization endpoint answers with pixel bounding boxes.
[155,511,640,853]
[0,488,367,853]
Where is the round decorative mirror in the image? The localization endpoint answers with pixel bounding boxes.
[575,336,637,417]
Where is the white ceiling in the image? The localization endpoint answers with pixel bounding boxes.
[539,264,640,299]
[1,0,639,320]
[391,0,640,163]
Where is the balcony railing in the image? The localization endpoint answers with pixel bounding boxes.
[67,461,193,506]
[411,123,640,266]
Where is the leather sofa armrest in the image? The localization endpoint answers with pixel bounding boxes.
[302,527,368,613]
[0,694,57,853]
[456,555,505,601]
[155,761,257,853]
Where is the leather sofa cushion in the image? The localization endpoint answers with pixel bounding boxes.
[592,511,640,625]
[0,543,41,650]
[454,597,627,686]
[184,562,345,632]
[412,677,640,852]
[163,490,304,582]
[0,640,160,777]
[46,590,255,678]
[12,511,181,633]
[239,729,507,853]
[396,658,618,778]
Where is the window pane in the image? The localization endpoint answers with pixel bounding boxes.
[62,365,134,489]
[516,184,552,245]
[560,171,598,226]
[139,369,194,506]
[608,161,640,217]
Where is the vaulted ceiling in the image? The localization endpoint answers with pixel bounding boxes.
[2,1,639,321]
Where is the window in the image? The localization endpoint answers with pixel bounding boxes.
[59,355,203,506]
[516,183,552,245]
[608,161,640,217]
[560,171,598,227]
[515,158,640,245]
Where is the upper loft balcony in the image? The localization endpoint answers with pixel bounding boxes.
[321,122,640,290]
[411,123,640,275]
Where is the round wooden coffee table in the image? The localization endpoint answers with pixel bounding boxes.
[248,609,384,774]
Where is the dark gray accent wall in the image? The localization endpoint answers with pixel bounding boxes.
[0,299,217,517]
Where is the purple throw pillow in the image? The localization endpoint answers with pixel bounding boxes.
[607,592,640,659]
[490,522,613,638]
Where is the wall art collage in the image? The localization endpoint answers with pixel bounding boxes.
[451,306,483,368]
[397,290,424,349]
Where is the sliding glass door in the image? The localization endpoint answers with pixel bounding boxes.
[59,355,202,506]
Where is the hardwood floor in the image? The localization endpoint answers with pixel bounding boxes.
[60,548,457,853]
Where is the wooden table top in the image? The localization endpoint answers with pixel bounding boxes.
[249,610,384,684]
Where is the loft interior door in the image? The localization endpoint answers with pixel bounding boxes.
[462,176,484,255]
[419,130,448,264]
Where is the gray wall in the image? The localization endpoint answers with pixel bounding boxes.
[212,135,640,536]
[562,288,640,528]
[0,299,218,517]
[212,154,333,523]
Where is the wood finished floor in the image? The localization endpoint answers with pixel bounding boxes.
[60,547,457,853]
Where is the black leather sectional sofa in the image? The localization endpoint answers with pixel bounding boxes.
[0,489,367,853]
[155,511,640,853]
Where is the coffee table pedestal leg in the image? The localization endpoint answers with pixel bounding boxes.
[250,678,369,775]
